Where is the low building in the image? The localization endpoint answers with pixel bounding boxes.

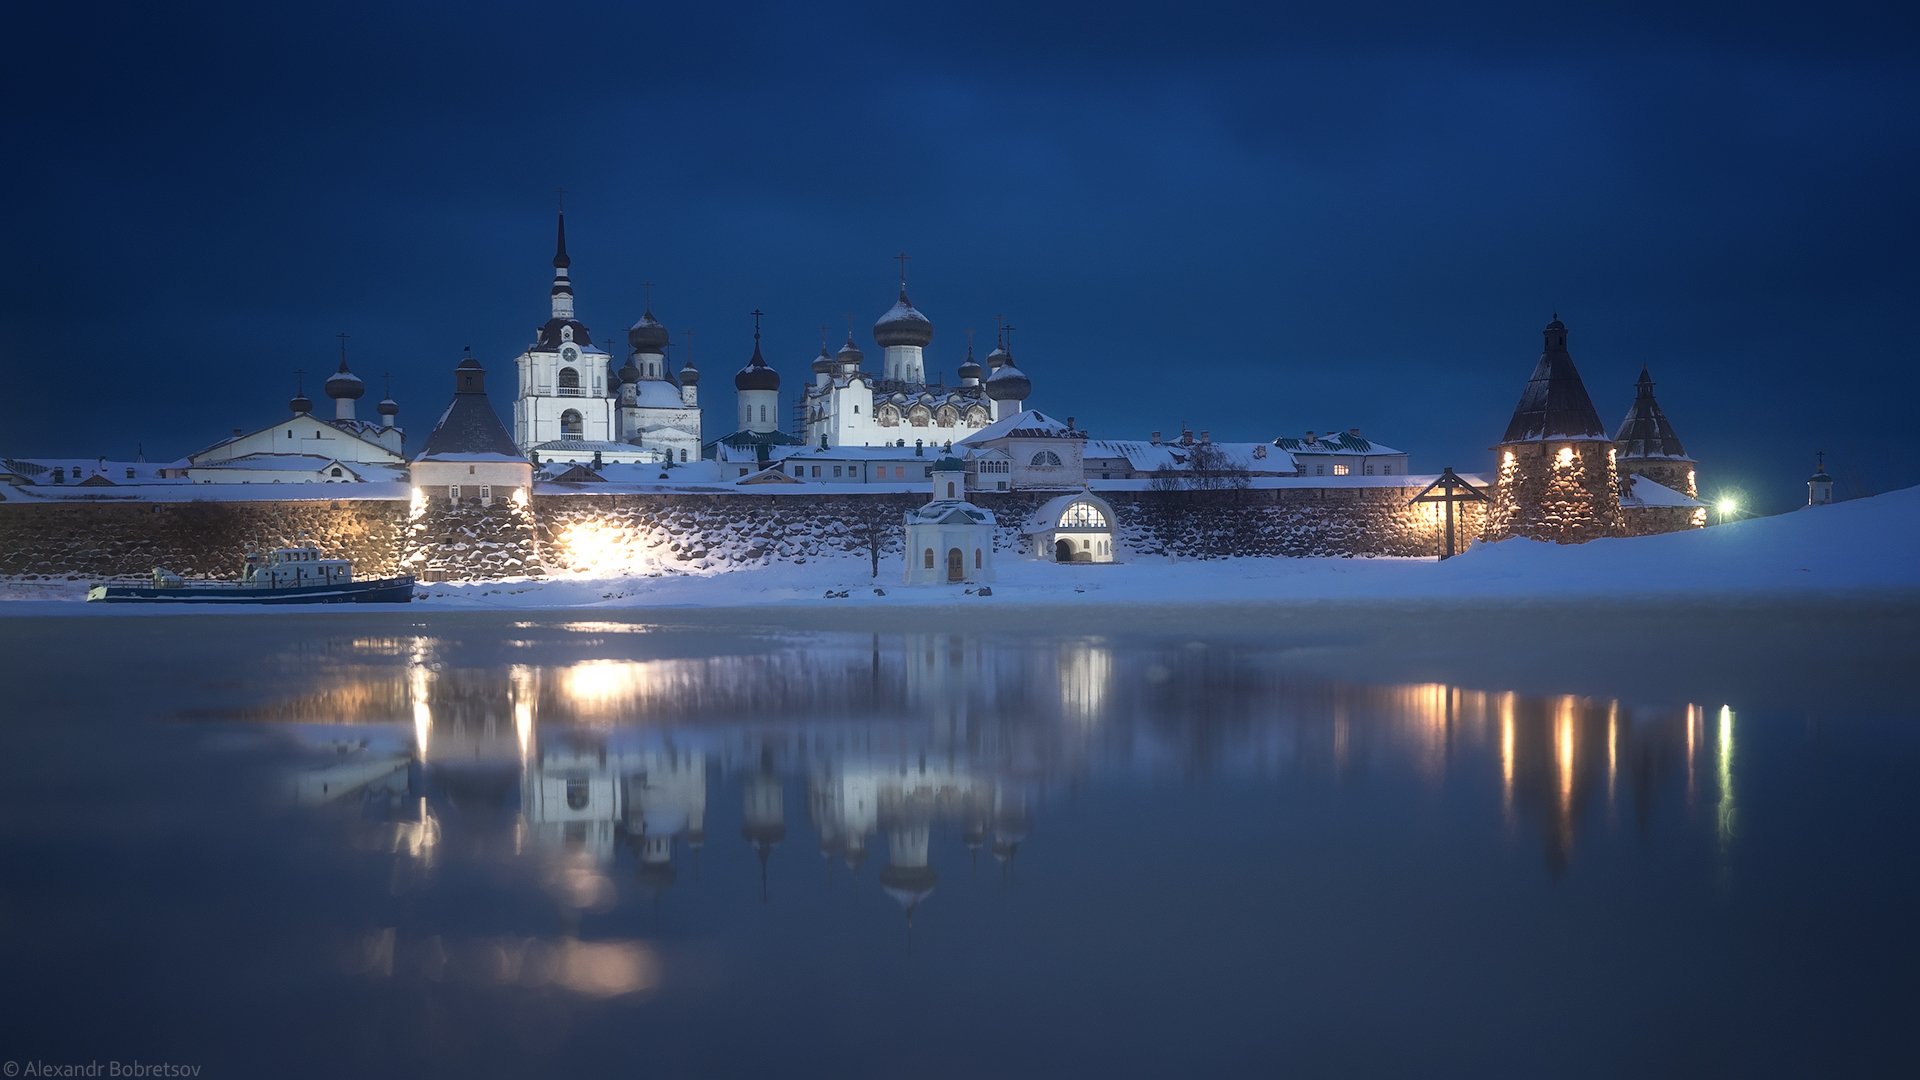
[1082,430,1299,482]
[956,409,1088,490]
[1024,491,1118,563]
[903,457,996,585]
[1273,429,1407,477]
[411,351,532,507]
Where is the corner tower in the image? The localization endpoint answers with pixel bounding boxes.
[1613,366,1697,498]
[1486,316,1624,543]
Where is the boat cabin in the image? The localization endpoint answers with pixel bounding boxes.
[242,545,354,588]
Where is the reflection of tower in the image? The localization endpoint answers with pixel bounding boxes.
[742,750,786,902]
[809,765,877,871]
[991,784,1030,874]
[621,749,709,898]
[879,818,937,922]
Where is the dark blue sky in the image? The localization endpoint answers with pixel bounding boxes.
[5,1,1915,511]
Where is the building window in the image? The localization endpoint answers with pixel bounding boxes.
[974,548,981,568]
[330,467,343,478]
[1382,464,1392,475]
[560,410,584,439]
[1031,450,1063,467]
[1333,464,1351,476]
[479,484,492,502]
[125,468,135,479]
[1315,465,1325,476]
[1364,464,1374,475]
[923,548,934,569]
[449,485,461,500]
[468,465,476,475]
[1062,502,1108,528]
[558,367,580,392]
[759,405,767,423]
[833,466,843,477]
[947,481,956,498]
[680,449,688,462]
[811,466,821,477]
[792,467,804,477]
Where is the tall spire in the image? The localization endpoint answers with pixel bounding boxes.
[550,204,575,320]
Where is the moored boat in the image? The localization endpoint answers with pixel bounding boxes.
[86,544,416,604]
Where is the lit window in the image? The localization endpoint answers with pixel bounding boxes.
[1062,502,1108,528]
[1333,464,1351,476]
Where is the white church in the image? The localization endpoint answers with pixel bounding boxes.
[510,211,702,467]
[798,266,1033,450]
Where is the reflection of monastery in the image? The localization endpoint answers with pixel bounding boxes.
[277,631,1734,922]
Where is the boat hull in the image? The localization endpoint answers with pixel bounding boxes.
[86,576,417,605]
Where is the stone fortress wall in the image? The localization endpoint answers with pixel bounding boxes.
[0,485,1485,582]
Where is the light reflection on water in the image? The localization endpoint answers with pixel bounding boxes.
[5,612,1915,1077]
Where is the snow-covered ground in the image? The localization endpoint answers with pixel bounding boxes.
[4,485,1916,615]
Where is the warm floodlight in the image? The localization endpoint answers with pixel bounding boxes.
[1715,496,1738,523]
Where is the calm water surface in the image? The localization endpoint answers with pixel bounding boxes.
[0,605,1915,1078]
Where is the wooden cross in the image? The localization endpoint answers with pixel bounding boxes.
[642,280,654,310]
[750,309,764,338]
[1408,467,1489,560]
[895,251,911,286]
[336,331,349,365]
[292,367,306,394]
[819,324,830,350]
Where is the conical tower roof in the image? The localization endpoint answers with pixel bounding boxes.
[1501,315,1608,443]
[1613,366,1690,460]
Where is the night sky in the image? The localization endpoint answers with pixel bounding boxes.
[5,1,1916,513]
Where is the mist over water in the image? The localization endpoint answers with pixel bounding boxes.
[0,606,1914,1077]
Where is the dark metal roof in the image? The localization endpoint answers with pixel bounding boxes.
[1500,317,1609,443]
[552,210,570,269]
[416,358,523,460]
[534,317,594,351]
[735,337,780,391]
[1613,366,1690,460]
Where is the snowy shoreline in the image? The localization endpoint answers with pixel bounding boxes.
[3,486,1916,619]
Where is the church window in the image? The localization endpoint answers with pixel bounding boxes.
[759,405,767,423]
[947,481,956,498]
[558,367,580,393]
[854,405,860,414]
[680,450,688,462]
[974,548,982,568]
[1062,502,1108,528]
[923,548,934,569]
[1030,450,1063,467]
[561,410,584,439]
[1333,464,1351,476]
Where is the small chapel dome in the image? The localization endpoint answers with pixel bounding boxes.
[679,361,700,387]
[957,351,983,382]
[325,361,365,400]
[628,310,670,354]
[873,290,934,348]
[984,356,1031,401]
[984,344,1010,370]
[289,390,313,415]
[836,335,865,369]
[619,355,642,384]
[377,396,399,417]
[735,339,780,392]
[812,346,835,375]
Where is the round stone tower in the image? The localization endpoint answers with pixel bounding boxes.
[1486,316,1625,543]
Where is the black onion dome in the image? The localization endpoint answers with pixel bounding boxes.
[619,355,642,384]
[984,344,1010,370]
[873,290,934,348]
[628,310,670,353]
[679,361,700,387]
[984,356,1030,401]
[957,346,983,382]
[836,334,865,368]
[735,338,780,392]
[377,396,399,416]
[812,346,834,374]
[289,390,313,415]
[325,360,365,400]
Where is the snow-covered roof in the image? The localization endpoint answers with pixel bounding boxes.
[1083,440,1298,474]
[628,381,688,410]
[189,413,402,465]
[192,454,351,473]
[3,457,189,483]
[1621,474,1703,508]
[780,446,954,463]
[1023,492,1116,534]
[905,499,996,526]
[1273,431,1403,456]
[956,408,1078,446]
[416,390,523,461]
